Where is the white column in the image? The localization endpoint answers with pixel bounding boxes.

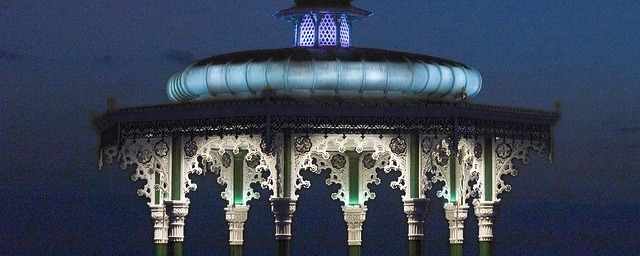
[403,198,430,240]
[474,201,499,242]
[270,198,297,240]
[444,203,469,245]
[150,204,168,244]
[225,205,250,245]
[343,205,367,246]
[165,200,190,243]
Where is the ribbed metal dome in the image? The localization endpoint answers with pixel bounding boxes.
[167,47,481,103]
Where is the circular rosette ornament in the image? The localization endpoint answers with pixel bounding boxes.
[496,141,513,159]
[294,136,312,154]
[154,141,169,157]
[221,152,232,168]
[184,139,198,157]
[362,153,376,169]
[246,154,261,169]
[389,136,407,155]
[330,154,346,169]
[136,148,153,164]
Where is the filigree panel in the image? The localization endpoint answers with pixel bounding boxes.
[493,137,549,200]
[422,135,452,201]
[182,135,274,204]
[291,134,409,201]
[456,138,482,204]
[100,138,170,203]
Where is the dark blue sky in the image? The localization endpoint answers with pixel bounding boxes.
[1,0,639,255]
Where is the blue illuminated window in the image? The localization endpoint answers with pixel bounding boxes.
[340,15,350,47]
[318,14,337,46]
[299,14,315,47]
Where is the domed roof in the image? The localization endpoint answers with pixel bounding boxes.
[167,47,481,103]
[166,1,482,104]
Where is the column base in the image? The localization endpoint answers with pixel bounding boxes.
[154,243,167,256]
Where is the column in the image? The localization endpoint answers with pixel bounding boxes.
[403,198,429,256]
[226,205,249,256]
[271,197,297,256]
[474,201,499,256]
[165,200,190,256]
[343,205,367,256]
[444,203,468,256]
[150,204,168,256]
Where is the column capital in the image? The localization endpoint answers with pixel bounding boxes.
[444,203,469,244]
[473,201,500,242]
[403,198,430,240]
[270,197,297,240]
[225,205,250,245]
[149,204,168,244]
[165,200,190,243]
[342,205,367,246]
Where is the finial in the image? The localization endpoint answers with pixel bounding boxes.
[107,94,117,110]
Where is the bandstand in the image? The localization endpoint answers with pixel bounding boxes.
[92,1,560,256]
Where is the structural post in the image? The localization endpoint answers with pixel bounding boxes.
[165,200,189,256]
[403,198,429,256]
[444,203,468,256]
[150,204,168,256]
[474,201,499,256]
[343,205,367,256]
[225,205,249,256]
[271,197,296,256]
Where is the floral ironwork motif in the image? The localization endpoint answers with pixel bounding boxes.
[136,148,153,164]
[362,153,376,169]
[154,141,169,157]
[246,154,261,169]
[221,152,232,168]
[421,137,433,154]
[294,136,312,154]
[435,138,451,166]
[496,141,512,159]
[474,141,482,159]
[184,139,198,157]
[389,137,407,154]
[331,154,347,169]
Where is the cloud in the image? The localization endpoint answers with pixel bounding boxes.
[163,50,195,65]
[0,49,21,61]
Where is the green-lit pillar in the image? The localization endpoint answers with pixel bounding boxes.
[444,203,468,256]
[166,137,190,256]
[271,133,295,256]
[225,205,249,256]
[225,150,249,256]
[404,134,428,256]
[150,204,168,256]
[343,152,366,256]
[165,200,189,256]
[271,198,296,256]
[404,198,429,256]
[474,201,499,256]
[343,205,367,256]
[474,137,498,256]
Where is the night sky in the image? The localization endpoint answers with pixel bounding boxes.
[2,0,639,255]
